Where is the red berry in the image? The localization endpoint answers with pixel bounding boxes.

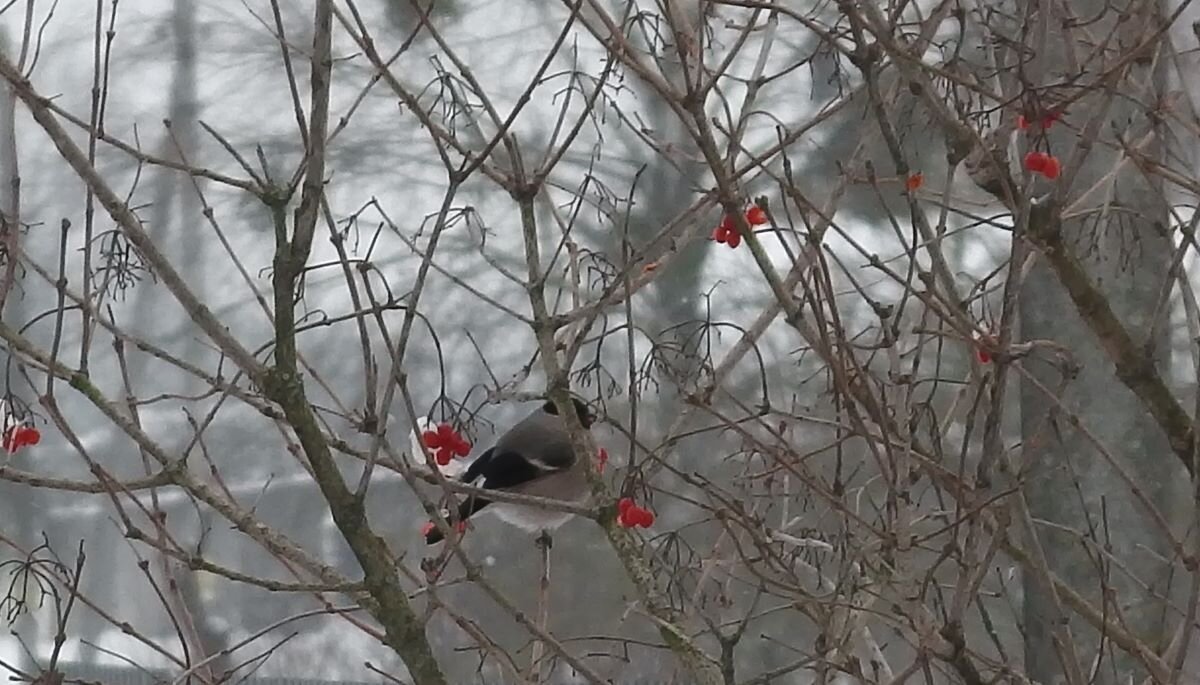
[719,214,736,231]
[1017,114,1029,130]
[905,172,923,191]
[1041,110,1061,129]
[1041,156,1061,179]
[597,447,608,474]
[972,330,994,364]
[2,426,39,453]
[1024,151,1047,172]
[428,424,470,458]
[637,508,655,527]
[452,436,471,457]
[711,226,728,243]
[745,205,768,226]
[422,430,443,449]
[726,231,742,249]
[616,500,655,528]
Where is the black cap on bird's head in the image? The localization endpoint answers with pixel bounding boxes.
[542,396,597,428]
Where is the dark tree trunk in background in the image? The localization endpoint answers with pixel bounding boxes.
[121,0,232,675]
[1018,1,1185,682]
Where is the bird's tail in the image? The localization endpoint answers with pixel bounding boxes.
[424,495,492,544]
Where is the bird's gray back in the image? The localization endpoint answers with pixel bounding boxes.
[494,409,574,469]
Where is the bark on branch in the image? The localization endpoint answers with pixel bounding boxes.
[1026,202,1195,476]
[255,4,447,682]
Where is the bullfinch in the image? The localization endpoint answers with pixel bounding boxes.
[425,397,596,544]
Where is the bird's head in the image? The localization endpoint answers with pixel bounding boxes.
[542,396,597,428]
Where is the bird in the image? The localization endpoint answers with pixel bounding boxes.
[425,397,596,544]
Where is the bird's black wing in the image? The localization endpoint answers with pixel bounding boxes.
[460,447,494,483]
[426,447,496,544]
[424,448,545,544]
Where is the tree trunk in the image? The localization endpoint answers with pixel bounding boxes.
[1018,1,1186,682]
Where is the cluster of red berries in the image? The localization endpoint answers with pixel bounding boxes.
[1023,151,1061,179]
[3,425,40,453]
[421,423,471,465]
[617,497,654,528]
[1015,109,1064,180]
[1016,110,1062,131]
[711,205,768,249]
